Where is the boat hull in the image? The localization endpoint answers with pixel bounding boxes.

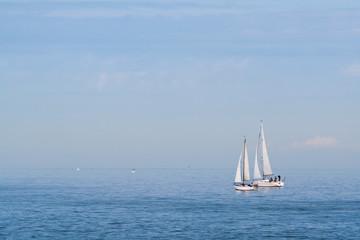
[254,179,284,187]
[234,185,256,191]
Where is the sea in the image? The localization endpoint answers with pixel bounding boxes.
[0,168,359,239]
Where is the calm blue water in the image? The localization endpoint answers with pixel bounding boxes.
[0,169,359,239]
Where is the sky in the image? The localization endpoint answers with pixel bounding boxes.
[1,0,360,169]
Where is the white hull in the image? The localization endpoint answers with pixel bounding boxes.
[254,179,284,187]
[234,184,256,191]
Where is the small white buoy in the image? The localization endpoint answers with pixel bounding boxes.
[76,168,80,171]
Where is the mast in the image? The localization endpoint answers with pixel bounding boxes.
[260,120,273,176]
[243,138,246,183]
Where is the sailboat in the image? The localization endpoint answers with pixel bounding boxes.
[253,121,284,187]
[234,137,257,191]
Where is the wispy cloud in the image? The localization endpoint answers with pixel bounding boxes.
[95,72,130,90]
[281,136,339,151]
[96,74,108,90]
[341,63,360,77]
[91,57,250,90]
[210,58,249,71]
[45,7,242,19]
[95,71,150,90]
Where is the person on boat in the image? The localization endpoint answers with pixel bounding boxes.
[274,176,277,182]
[278,175,281,181]
[269,177,273,182]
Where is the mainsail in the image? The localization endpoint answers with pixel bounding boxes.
[253,134,262,179]
[243,139,251,181]
[260,121,273,176]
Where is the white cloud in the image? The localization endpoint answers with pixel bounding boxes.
[341,63,360,77]
[302,136,338,147]
[281,136,339,151]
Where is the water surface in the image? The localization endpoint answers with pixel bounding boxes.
[0,169,359,239]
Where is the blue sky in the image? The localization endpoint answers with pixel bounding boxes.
[1,0,360,169]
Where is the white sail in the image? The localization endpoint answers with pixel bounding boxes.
[234,149,242,183]
[253,135,262,180]
[260,121,273,176]
[243,139,251,181]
